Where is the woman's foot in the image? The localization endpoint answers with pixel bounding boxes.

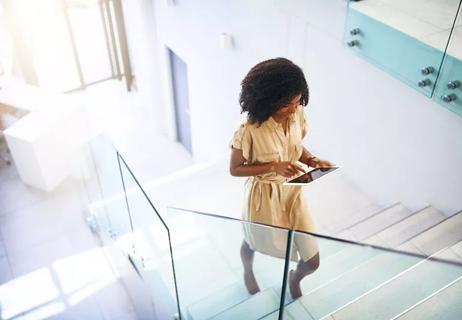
[289,270,302,299]
[243,270,260,295]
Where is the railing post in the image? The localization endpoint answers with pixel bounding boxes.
[278,229,294,320]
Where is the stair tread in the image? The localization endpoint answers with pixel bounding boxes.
[406,211,462,256]
[450,240,462,261]
[210,288,279,320]
[361,234,387,247]
[304,172,377,231]
[187,282,250,320]
[331,244,462,320]
[296,250,421,319]
[259,301,313,320]
[295,214,460,308]
[299,245,380,295]
[396,277,462,319]
[334,229,358,242]
[367,206,446,248]
[316,237,351,259]
[329,204,383,234]
[284,301,313,320]
[347,203,413,241]
[257,311,280,320]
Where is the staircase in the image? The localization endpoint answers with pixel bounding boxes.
[174,205,462,320]
[88,153,462,319]
[145,166,462,319]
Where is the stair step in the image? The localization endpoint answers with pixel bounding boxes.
[365,206,446,248]
[405,211,462,256]
[450,240,462,261]
[259,300,313,319]
[257,311,280,320]
[329,204,383,234]
[210,288,279,320]
[360,234,388,247]
[303,172,377,233]
[171,240,241,307]
[333,229,358,241]
[317,236,350,257]
[396,277,462,319]
[186,282,250,320]
[284,301,313,320]
[347,203,413,241]
[331,244,462,320]
[299,244,380,295]
[301,208,452,304]
[295,249,421,319]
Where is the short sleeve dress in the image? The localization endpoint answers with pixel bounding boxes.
[231,106,319,262]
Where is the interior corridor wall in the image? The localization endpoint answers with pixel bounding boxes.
[148,0,462,213]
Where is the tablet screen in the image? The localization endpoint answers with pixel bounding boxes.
[286,167,339,184]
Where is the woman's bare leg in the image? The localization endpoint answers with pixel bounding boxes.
[240,240,260,294]
[289,253,320,299]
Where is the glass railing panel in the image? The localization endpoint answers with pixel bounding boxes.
[82,135,131,243]
[117,154,180,320]
[345,0,462,98]
[282,230,462,319]
[167,207,291,320]
[432,2,462,116]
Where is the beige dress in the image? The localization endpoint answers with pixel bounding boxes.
[231,106,319,262]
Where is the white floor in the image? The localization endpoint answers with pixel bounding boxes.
[0,164,139,319]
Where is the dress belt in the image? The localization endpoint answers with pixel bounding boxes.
[248,176,285,212]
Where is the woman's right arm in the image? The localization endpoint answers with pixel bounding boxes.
[229,148,304,177]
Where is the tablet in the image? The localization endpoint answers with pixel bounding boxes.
[283,166,340,185]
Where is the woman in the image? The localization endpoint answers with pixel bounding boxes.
[229,58,333,299]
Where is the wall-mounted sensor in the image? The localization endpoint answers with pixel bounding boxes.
[219,33,234,50]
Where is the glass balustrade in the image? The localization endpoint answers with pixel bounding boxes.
[83,135,130,243]
[167,207,290,320]
[281,231,462,320]
[117,153,180,320]
[82,138,462,319]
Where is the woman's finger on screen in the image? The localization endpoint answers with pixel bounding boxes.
[293,163,305,173]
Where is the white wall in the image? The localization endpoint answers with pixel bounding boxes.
[121,0,167,134]
[136,0,462,213]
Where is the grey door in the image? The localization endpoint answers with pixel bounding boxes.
[169,49,192,154]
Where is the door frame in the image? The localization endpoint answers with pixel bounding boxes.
[162,45,193,154]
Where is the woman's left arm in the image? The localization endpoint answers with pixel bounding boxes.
[299,146,334,168]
